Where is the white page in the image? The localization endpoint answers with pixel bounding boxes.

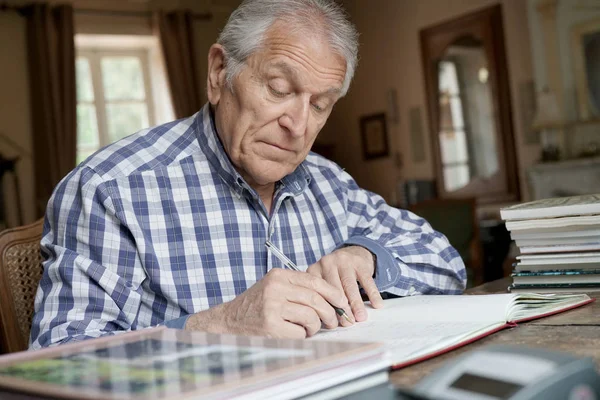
[518,252,600,262]
[511,228,600,239]
[520,243,600,254]
[310,295,515,364]
[310,294,591,365]
[506,215,600,231]
[507,293,590,321]
[338,294,514,322]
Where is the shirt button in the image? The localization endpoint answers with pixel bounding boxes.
[408,286,417,296]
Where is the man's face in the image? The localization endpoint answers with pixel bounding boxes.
[209,22,347,188]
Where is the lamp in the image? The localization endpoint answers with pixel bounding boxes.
[532,88,565,162]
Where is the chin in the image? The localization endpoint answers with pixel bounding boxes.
[254,172,289,186]
[248,162,295,186]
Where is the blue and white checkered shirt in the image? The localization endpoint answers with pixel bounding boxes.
[30,104,466,349]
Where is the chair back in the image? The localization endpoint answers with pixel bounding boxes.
[409,198,483,286]
[0,219,44,353]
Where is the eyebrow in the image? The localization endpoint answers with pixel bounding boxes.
[269,61,342,96]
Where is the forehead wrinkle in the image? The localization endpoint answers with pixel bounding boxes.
[268,59,343,97]
[273,42,345,77]
[266,48,345,91]
[270,60,299,80]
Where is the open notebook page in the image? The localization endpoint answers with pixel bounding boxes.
[311,293,591,366]
[310,294,517,365]
[507,293,590,321]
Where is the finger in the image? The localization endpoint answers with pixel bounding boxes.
[286,271,347,310]
[284,285,340,329]
[319,263,355,326]
[268,319,308,339]
[339,268,368,322]
[306,263,321,277]
[356,272,384,309]
[281,303,322,337]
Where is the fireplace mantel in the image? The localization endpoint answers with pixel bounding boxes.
[528,157,600,200]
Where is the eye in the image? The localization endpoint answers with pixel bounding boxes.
[269,86,289,98]
[311,103,325,112]
[268,78,292,98]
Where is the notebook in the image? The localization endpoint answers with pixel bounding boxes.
[519,243,600,254]
[311,293,593,369]
[508,284,600,294]
[515,235,600,247]
[517,251,600,263]
[0,328,389,400]
[500,194,600,221]
[512,270,600,285]
[506,215,600,232]
[514,263,600,273]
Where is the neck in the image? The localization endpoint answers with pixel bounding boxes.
[242,175,275,215]
[258,186,275,215]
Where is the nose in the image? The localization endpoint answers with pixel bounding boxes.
[279,96,309,137]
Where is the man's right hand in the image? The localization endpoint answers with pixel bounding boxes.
[184,268,353,339]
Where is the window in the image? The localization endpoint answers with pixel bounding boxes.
[75,35,174,164]
[437,60,470,192]
[420,5,520,204]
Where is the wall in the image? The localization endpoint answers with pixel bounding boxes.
[0,11,34,227]
[557,0,600,122]
[324,0,538,206]
[193,8,234,104]
[0,0,237,226]
[527,0,600,157]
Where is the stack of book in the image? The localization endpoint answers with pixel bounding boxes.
[500,194,600,293]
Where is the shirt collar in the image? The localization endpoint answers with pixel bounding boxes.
[193,104,312,198]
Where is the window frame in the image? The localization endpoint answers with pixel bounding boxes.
[420,4,520,204]
[437,59,471,192]
[76,47,157,161]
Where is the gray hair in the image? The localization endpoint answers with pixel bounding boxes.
[217,0,359,96]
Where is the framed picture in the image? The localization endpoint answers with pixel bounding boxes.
[359,113,389,160]
[571,18,600,120]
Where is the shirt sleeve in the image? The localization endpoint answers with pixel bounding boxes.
[341,171,467,296]
[29,166,181,350]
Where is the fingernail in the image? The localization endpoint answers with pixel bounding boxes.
[355,309,366,321]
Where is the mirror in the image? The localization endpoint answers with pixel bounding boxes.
[421,5,520,204]
[437,36,499,192]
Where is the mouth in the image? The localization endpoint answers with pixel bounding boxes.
[263,141,294,153]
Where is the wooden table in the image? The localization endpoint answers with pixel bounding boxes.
[389,278,600,388]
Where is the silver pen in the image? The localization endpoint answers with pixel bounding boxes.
[265,240,353,324]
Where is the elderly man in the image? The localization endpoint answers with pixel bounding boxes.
[30,0,466,349]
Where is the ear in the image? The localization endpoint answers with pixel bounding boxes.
[207,44,228,106]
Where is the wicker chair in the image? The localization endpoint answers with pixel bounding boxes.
[0,218,44,353]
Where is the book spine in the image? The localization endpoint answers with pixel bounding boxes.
[501,206,600,221]
[512,269,600,276]
[510,282,600,289]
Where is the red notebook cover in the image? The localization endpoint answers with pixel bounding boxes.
[391,297,595,370]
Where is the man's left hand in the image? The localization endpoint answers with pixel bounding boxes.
[307,246,384,322]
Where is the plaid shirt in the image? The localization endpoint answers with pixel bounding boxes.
[30,104,466,350]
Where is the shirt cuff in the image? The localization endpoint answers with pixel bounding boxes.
[164,315,191,329]
[341,236,400,291]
